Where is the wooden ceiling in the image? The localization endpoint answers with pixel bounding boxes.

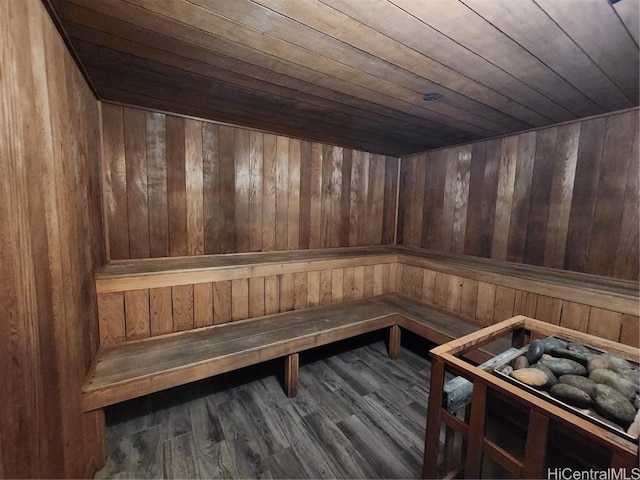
[49,0,639,156]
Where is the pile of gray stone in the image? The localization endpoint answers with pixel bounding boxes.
[498,337,640,438]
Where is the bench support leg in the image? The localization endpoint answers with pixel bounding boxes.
[389,324,401,360]
[284,353,299,398]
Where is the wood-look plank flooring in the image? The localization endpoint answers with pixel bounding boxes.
[95,332,436,479]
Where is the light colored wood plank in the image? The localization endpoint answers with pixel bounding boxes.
[146,111,169,257]
[619,315,639,348]
[319,270,333,305]
[331,269,344,304]
[172,285,194,331]
[288,139,301,249]
[535,295,562,326]
[293,272,308,310]
[284,353,299,398]
[194,282,214,328]
[543,123,579,268]
[353,265,365,300]
[446,275,463,314]
[265,275,280,314]
[234,128,251,252]
[249,277,266,318]
[491,136,517,260]
[185,119,204,255]
[249,131,264,252]
[98,292,126,344]
[307,271,320,307]
[150,287,173,336]
[275,136,289,251]
[231,278,249,321]
[262,134,277,251]
[329,146,343,248]
[434,272,450,309]
[475,282,496,326]
[213,281,232,324]
[166,116,188,256]
[363,265,374,298]
[422,269,436,305]
[587,308,622,341]
[124,290,150,340]
[513,291,537,318]
[124,107,149,258]
[559,302,590,333]
[373,264,385,296]
[493,286,515,324]
[279,273,294,311]
[202,122,220,254]
[342,267,355,301]
[309,143,323,249]
[460,278,478,319]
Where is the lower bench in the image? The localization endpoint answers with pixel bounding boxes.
[82,293,507,412]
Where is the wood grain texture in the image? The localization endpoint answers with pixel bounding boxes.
[398,110,639,280]
[0,1,106,476]
[102,105,398,258]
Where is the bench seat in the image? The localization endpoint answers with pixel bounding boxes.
[82,294,507,412]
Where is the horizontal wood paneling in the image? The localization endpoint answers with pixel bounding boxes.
[99,263,393,342]
[101,104,399,259]
[398,109,640,281]
[0,1,105,477]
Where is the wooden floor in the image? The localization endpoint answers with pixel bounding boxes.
[95,331,435,479]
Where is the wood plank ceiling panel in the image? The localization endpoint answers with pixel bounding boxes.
[50,0,639,156]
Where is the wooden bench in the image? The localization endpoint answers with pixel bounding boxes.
[86,246,638,414]
[82,293,507,412]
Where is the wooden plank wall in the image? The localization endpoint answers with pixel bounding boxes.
[101,104,399,259]
[0,1,105,477]
[397,109,639,281]
[395,264,639,348]
[98,263,396,344]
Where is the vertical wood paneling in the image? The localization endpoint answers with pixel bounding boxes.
[492,137,518,260]
[249,277,265,318]
[98,293,126,344]
[514,291,538,318]
[265,275,280,314]
[559,302,590,333]
[1,3,106,475]
[343,267,355,300]
[619,315,640,348]
[235,129,251,253]
[535,296,562,325]
[172,285,194,331]
[564,118,606,272]
[213,281,232,324]
[493,286,516,323]
[276,136,290,250]
[146,112,169,257]
[382,157,399,245]
[307,271,320,307]
[543,123,579,268]
[288,140,301,249]
[587,112,638,277]
[194,283,214,328]
[102,104,129,259]
[398,110,638,280]
[150,287,173,336]
[104,106,396,258]
[319,270,333,305]
[588,308,622,341]
[293,272,308,310]
[506,132,536,262]
[185,120,204,256]
[262,134,277,251]
[339,149,353,246]
[249,132,264,252]
[279,273,295,311]
[124,290,150,340]
[124,108,149,258]
[166,117,188,256]
[309,143,323,249]
[298,141,312,249]
[219,126,236,253]
[411,155,427,247]
[475,282,496,326]
[332,268,344,303]
[231,278,249,321]
[202,123,220,254]
[460,278,478,318]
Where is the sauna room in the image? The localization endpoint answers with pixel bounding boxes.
[2,0,639,478]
